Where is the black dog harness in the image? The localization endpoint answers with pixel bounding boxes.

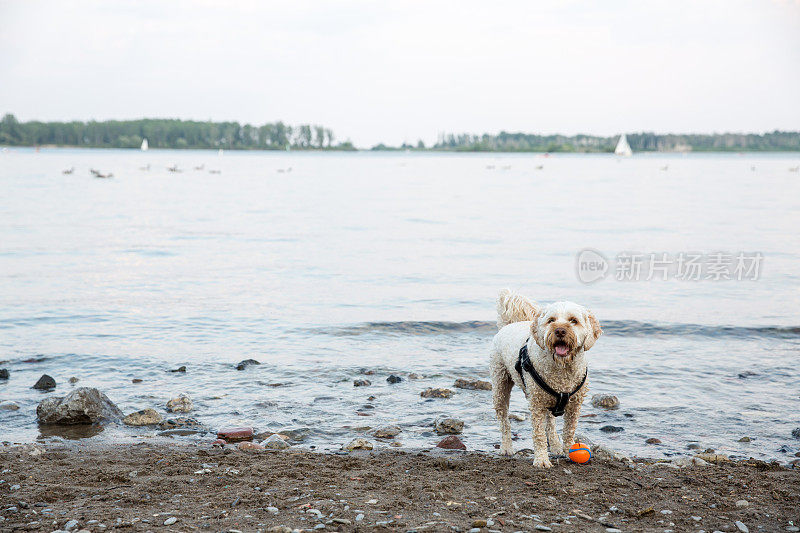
[515,338,587,417]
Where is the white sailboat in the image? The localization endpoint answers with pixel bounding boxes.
[141,138,149,151]
[614,134,632,157]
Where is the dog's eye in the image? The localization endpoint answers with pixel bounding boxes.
[547,317,555,323]
[570,317,579,324]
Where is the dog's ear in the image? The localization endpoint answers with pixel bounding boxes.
[530,309,546,350]
[582,310,602,351]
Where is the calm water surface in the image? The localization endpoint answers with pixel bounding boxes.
[1,148,799,461]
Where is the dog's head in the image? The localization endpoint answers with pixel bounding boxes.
[531,301,601,360]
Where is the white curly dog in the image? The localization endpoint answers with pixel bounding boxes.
[490,289,602,468]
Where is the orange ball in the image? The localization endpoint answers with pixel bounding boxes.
[568,442,591,464]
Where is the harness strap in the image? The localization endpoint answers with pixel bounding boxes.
[515,338,587,417]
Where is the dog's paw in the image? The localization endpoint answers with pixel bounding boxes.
[499,445,514,456]
[549,438,563,455]
[532,456,552,468]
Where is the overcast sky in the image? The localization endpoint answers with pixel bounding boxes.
[1,0,798,147]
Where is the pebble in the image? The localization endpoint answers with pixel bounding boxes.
[692,516,702,521]
[266,506,279,514]
[695,453,730,464]
[420,387,453,399]
[343,438,373,451]
[645,438,662,444]
[738,436,752,442]
[314,524,325,530]
[353,379,371,387]
[217,427,254,442]
[735,521,749,533]
[600,425,624,433]
[661,510,672,514]
[237,441,264,452]
[355,513,364,521]
[123,408,163,426]
[236,359,261,370]
[469,529,481,533]
[509,413,526,421]
[65,519,79,530]
[132,378,143,383]
[386,375,403,384]
[454,378,492,391]
[373,426,402,439]
[591,394,620,409]
[785,527,799,532]
[331,518,351,525]
[0,369,8,379]
[735,500,749,508]
[169,366,186,373]
[68,376,79,384]
[606,529,622,533]
[472,520,487,527]
[436,435,466,450]
[262,434,290,449]
[687,443,703,450]
[534,526,552,531]
[0,402,20,411]
[165,394,192,413]
[792,428,800,439]
[32,374,56,390]
[434,417,464,435]
[163,517,177,526]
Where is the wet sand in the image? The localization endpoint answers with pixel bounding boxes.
[1,442,798,532]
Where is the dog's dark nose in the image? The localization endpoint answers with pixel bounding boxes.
[555,328,567,337]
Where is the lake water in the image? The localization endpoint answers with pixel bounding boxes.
[1,148,799,461]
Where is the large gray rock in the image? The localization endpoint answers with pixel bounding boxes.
[36,387,122,425]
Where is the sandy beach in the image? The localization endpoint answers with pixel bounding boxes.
[1,442,798,532]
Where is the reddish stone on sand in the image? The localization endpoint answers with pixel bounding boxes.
[217,427,254,442]
[436,435,466,450]
[211,439,226,447]
[237,441,265,452]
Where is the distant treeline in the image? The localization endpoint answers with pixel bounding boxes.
[0,114,355,150]
[2,114,799,152]
[421,131,800,152]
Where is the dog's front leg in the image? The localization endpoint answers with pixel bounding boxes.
[561,394,584,454]
[529,407,552,468]
[546,412,563,455]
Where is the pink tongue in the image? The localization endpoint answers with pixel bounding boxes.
[555,344,568,356]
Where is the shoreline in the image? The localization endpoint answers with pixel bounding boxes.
[1,441,797,532]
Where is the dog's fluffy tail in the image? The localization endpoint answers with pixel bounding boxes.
[496,289,538,329]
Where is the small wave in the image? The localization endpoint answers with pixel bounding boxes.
[316,320,800,339]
